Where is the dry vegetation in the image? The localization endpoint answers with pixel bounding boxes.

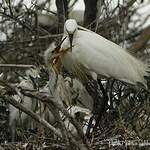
[0,0,150,149]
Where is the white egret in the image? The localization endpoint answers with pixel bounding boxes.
[50,19,149,88]
[9,78,35,141]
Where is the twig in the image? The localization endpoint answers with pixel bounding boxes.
[47,71,91,150]
[129,26,150,53]
[46,103,71,149]
[0,11,35,34]
[0,64,35,69]
[7,0,13,16]
[39,33,63,39]
[3,83,89,149]
[21,87,91,149]
[94,79,109,128]
[0,75,89,149]
[32,2,57,15]
[0,95,62,138]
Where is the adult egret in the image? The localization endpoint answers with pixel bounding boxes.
[49,19,149,88]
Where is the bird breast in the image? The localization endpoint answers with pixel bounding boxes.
[61,37,91,81]
[60,36,79,72]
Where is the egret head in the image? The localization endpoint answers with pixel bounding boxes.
[44,42,56,66]
[64,19,78,51]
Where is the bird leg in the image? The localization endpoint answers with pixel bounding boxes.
[84,78,102,138]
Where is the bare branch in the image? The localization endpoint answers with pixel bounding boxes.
[0,64,35,69]
[129,26,150,53]
[39,33,63,39]
[0,95,62,138]
[21,86,91,149]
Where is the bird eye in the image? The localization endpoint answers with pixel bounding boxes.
[51,50,55,53]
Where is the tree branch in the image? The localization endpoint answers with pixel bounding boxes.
[84,0,98,29]
[129,26,150,53]
[0,64,35,69]
[0,95,62,138]
[22,89,91,150]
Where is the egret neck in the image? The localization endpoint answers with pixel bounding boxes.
[64,19,78,51]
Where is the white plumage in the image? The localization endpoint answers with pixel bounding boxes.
[60,19,149,88]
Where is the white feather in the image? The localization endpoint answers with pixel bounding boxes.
[61,19,149,87]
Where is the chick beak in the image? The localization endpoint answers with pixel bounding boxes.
[69,33,73,51]
[50,53,61,63]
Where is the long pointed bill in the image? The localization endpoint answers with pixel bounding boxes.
[69,33,73,51]
[50,48,71,63]
[50,47,73,73]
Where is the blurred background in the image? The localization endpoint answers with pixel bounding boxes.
[0,0,150,149]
